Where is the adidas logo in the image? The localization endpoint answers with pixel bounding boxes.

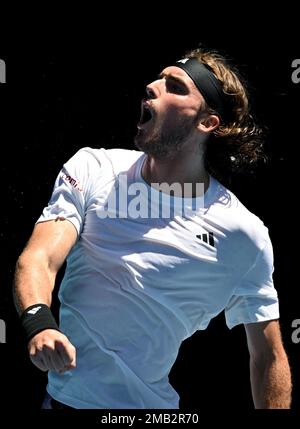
[27,306,42,315]
[196,232,215,247]
[177,58,189,64]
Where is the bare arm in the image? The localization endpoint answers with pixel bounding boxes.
[245,320,292,408]
[14,218,77,313]
[13,218,78,373]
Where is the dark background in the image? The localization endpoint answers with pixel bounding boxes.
[0,13,299,417]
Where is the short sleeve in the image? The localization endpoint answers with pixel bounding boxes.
[225,236,279,329]
[36,148,99,235]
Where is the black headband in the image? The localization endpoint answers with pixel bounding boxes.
[174,58,225,118]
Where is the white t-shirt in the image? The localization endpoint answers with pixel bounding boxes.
[37,147,279,409]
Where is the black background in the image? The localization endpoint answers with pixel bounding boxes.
[0,11,299,418]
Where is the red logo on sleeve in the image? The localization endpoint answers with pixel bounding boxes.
[62,174,83,192]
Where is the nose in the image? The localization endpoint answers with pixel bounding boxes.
[146,75,163,99]
[146,84,156,99]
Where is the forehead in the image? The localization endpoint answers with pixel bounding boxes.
[160,66,200,95]
[161,66,190,80]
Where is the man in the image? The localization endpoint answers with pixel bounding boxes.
[14,47,292,409]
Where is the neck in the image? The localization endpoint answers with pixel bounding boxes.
[141,145,209,197]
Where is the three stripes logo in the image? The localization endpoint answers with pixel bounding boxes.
[196,232,215,247]
[27,306,42,315]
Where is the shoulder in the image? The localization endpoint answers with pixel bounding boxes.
[230,191,268,246]
[65,147,143,173]
[208,178,271,263]
[103,148,144,172]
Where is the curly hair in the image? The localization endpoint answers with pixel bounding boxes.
[185,47,267,185]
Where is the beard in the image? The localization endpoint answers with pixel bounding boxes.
[134,115,196,160]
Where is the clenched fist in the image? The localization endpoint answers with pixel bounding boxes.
[28,329,76,373]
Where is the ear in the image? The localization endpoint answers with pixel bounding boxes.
[197,114,220,134]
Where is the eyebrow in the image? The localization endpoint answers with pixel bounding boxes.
[158,72,187,87]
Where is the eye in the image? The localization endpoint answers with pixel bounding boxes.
[166,79,187,95]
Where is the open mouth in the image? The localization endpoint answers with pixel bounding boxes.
[138,100,154,128]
